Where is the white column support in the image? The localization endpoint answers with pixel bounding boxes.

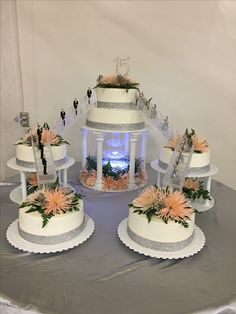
[81,128,88,169]
[124,133,130,155]
[20,171,27,200]
[129,132,140,190]
[63,169,68,187]
[95,132,104,191]
[204,176,212,207]
[141,129,148,170]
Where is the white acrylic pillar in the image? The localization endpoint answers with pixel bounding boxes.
[124,133,129,155]
[204,176,212,207]
[129,133,139,190]
[141,129,148,170]
[20,171,27,200]
[95,132,104,191]
[81,128,88,168]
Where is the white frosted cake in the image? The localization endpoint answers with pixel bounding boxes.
[16,125,68,166]
[128,209,195,250]
[86,75,145,131]
[128,186,195,251]
[159,130,210,171]
[18,187,84,244]
[159,148,210,169]
[16,144,67,165]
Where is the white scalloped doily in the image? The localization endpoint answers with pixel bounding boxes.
[118,218,205,259]
[6,215,95,254]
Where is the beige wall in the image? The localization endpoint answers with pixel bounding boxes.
[14,0,236,189]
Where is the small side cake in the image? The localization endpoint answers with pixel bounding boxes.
[15,123,68,166]
[128,186,195,251]
[159,129,210,170]
[18,187,84,244]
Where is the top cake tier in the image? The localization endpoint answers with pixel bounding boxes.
[86,87,145,131]
[96,87,138,109]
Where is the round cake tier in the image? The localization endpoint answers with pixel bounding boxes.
[86,108,145,131]
[128,208,195,250]
[159,147,210,170]
[16,143,67,165]
[96,87,138,109]
[18,200,84,242]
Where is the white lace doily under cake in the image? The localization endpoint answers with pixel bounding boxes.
[118,218,205,259]
[6,215,95,254]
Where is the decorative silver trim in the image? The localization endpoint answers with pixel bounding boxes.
[158,160,210,173]
[86,120,145,130]
[97,101,136,109]
[16,156,68,168]
[18,216,87,245]
[127,225,194,251]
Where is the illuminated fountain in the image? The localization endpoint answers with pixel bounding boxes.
[80,75,148,192]
[80,129,148,191]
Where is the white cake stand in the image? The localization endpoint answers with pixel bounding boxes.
[151,160,218,212]
[6,215,95,254]
[118,218,206,260]
[7,157,75,204]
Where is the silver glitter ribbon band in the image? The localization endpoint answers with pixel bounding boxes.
[97,101,136,109]
[158,160,210,174]
[86,120,145,131]
[18,216,87,245]
[16,156,68,168]
[127,225,194,251]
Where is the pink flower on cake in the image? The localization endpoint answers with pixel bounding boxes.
[159,191,193,221]
[25,190,42,205]
[166,134,182,150]
[183,178,200,191]
[166,133,209,153]
[132,186,160,208]
[27,173,38,187]
[41,129,59,145]
[192,136,209,153]
[22,127,38,143]
[43,187,74,215]
[100,75,118,85]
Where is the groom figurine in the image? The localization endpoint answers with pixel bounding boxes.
[87,87,92,104]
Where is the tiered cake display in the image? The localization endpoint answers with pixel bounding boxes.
[159,129,210,171]
[15,124,68,167]
[7,124,95,253]
[80,75,148,191]
[151,129,217,212]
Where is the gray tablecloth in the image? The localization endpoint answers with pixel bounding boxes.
[1,164,236,314]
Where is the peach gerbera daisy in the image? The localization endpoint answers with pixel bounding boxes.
[159,191,193,220]
[43,187,74,215]
[23,127,38,143]
[103,176,116,190]
[193,136,209,153]
[27,173,38,187]
[117,174,128,190]
[132,186,160,208]
[25,190,41,205]
[85,171,97,187]
[166,134,182,150]
[101,74,118,85]
[41,129,59,145]
[184,178,200,191]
